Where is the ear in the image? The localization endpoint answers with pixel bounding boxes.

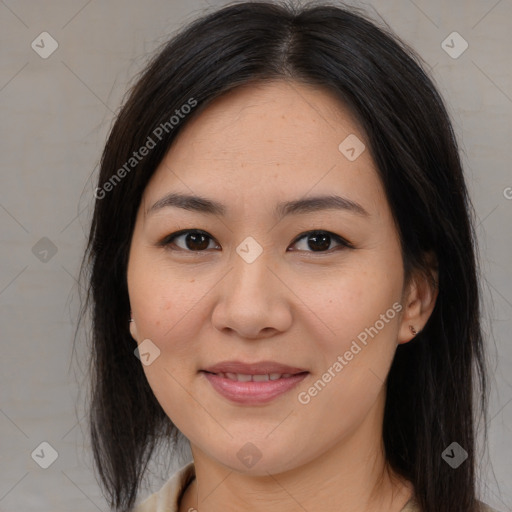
[129,311,140,343]
[397,252,439,344]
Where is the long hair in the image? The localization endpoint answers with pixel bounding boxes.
[78,2,488,510]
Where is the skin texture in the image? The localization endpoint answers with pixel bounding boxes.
[127,80,438,512]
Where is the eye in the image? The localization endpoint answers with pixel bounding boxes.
[158,229,353,253]
[159,229,220,252]
[289,230,353,253]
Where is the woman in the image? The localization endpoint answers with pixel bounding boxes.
[80,2,500,511]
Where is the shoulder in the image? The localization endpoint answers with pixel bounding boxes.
[131,461,195,512]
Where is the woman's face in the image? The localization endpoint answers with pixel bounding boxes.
[127,80,428,476]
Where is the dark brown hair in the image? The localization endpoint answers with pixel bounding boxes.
[78,1,489,511]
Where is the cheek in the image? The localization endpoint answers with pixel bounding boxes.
[129,257,206,340]
[306,264,401,353]
[299,265,402,418]
[129,266,209,427]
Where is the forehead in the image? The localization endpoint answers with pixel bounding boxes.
[143,80,385,218]
[172,79,364,157]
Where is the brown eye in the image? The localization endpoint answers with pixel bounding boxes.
[160,230,219,252]
[289,231,352,253]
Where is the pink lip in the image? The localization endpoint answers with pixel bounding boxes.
[202,360,307,375]
[201,371,309,405]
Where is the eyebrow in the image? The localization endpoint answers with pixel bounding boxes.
[147,192,370,219]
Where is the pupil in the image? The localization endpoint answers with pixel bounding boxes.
[309,233,330,251]
[187,232,209,250]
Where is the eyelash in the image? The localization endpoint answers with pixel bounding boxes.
[158,229,354,254]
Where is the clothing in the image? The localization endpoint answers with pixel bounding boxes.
[132,461,499,512]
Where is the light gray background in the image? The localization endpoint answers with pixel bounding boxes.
[0,0,511,510]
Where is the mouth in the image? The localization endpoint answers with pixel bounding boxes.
[199,361,309,404]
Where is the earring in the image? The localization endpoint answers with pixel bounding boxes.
[409,325,417,335]
[129,318,134,323]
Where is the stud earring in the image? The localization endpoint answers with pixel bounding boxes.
[409,325,417,335]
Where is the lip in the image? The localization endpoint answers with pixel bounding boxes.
[202,360,307,375]
[201,371,309,404]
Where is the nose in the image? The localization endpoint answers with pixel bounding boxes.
[211,252,293,339]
